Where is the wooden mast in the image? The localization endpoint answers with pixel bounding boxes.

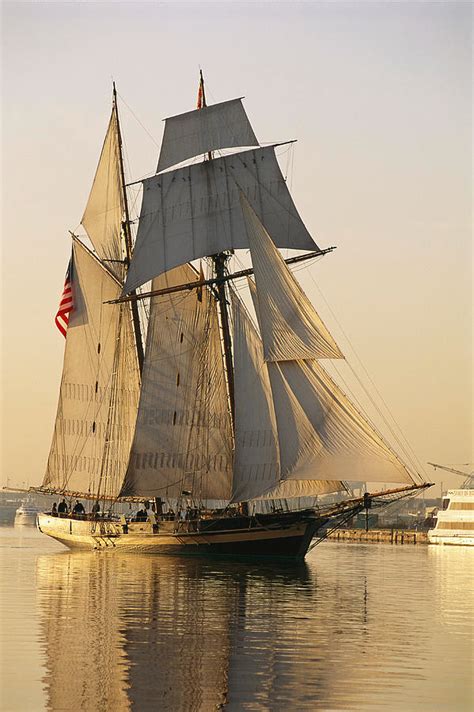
[113,82,145,373]
[199,71,235,426]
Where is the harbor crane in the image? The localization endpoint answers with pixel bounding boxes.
[428,463,474,489]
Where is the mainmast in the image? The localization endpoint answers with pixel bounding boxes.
[213,252,235,425]
[113,82,145,373]
[198,70,235,426]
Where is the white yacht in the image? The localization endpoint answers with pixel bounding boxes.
[15,498,41,525]
[427,463,474,546]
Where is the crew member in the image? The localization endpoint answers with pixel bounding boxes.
[58,499,68,516]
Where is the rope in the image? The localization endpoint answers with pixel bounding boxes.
[302,267,427,484]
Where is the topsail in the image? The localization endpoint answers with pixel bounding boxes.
[157,98,258,173]
[81,106,125,278]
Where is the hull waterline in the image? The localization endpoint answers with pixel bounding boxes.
[37,512,325,561]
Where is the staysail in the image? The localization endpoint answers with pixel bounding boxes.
[231,294,344,501]
[81,106,125,277]
[274,358,414,484]
[43,239,140,499]
[157,98,258,173]
[241,194,342,361]
[243,200,415,487]
[123,146,318,294]
[120,264,233,500]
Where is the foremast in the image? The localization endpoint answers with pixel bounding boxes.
[113,82,144,373]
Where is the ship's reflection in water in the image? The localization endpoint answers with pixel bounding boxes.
[36,554,316,710]
[35,544,473,711]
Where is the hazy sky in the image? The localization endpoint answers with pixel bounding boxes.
[1,1,472,491]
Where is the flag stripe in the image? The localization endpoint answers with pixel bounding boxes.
[55,259,74,338]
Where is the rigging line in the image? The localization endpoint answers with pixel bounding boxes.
[324,358,421,483]
[303,267,428,481]
[339,360,425,483]
[194,78,296,164]
[116,89,161,149]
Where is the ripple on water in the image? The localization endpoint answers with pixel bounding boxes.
[0,527,473,711]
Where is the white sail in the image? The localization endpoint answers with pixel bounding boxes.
[248,277,413,485]
[242,194,343,361]
[277,359,414,484]
[43,239,140,499]
[157,98,258,173]
[254,478,343,500]
[231,294,343,501]
[231,294,280,501]
[81,107,124,276]
[121,265,233,500]
[124,146,317,294]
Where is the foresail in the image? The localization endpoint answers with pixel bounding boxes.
[121,265,233,500]
[43,239,140,499]
[157,98,258,173]
[242,196,343,361]
[231,294,343,501]
[81,106,124,277]
[123,146,317,294]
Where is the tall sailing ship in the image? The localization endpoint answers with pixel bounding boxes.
[36,75,430,559]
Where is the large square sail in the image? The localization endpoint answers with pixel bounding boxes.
[124,146,318,293]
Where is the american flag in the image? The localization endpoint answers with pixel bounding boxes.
[55,259,74,337]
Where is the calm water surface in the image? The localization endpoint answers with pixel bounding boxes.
[1,523,472,711]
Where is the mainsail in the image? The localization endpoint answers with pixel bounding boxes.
[120,265,234,500]
[44,239,140,499]
[124,145,318,294]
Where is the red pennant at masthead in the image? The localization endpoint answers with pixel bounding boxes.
[197,72,204,110]
[55,259,74,338]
